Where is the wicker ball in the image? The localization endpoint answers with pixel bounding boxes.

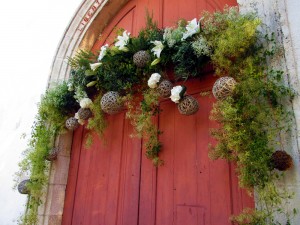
[65,117,79,130]
[78,108,93,120]
[100,91,123,114]
[178,95,199,115]
[18,179,30,194]
[133,50,151,68]
[270,150,293,171]
[46,147,60,161]
[158,80,173,98]
[212,76,237,100]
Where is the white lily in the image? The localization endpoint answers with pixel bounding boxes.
[148,73,161,88]
[181,18,200,41]
[98,44,109,61]
[151,40,164,58]
[90,62,102,71]
[115,31,130,51]
[170,85,183,103]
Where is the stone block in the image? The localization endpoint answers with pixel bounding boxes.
[49,156,70,186]
[57,133,73,157]
[48,215,62,225]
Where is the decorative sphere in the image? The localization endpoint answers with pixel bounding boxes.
[133,50,151,68]
[45,147,60,161]
[78,108,93,120]
[66,117,79,130]
[158,80,173,98]
[18,179,30,194]
[100,91,123,114]
[178,95,199,115]
[270,150,293,171]
[212,76,237,100]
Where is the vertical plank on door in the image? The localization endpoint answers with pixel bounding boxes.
[156,99,176,225]
[116,118,142,225]
[62,126,84,225]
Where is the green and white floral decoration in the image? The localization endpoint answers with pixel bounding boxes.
[16,7,296,225]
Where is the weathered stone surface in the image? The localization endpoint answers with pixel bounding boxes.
[238,0,300,224]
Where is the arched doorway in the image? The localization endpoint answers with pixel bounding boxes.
[62,1,254,224]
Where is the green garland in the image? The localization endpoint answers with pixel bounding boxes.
[16,7,296,225]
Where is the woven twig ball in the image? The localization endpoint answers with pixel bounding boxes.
[101,91,123,114]
[46,147,60,161]
[270,150,293,171]
[66,117,79,130]
[78,108,93,120]
[178,95,199,115]
[133,50,151,68]
[18,179,30,194]
[212,76,237,100]
[158,80,173,98]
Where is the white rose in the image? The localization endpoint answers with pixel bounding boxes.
[80,98,93,109]
[90,62,102,71]
[148,73,161,88]
[170,85,183,103]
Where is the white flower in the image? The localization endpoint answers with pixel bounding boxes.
[148,73,161,88]
[67,82,74,91]
[98,44,109,61]
[90,62,102,71]
[151,40,164,58]
[74,112,79,119]
[80,98,93,109]
[78,119,85,125]
[115,31,130,51]
[163,28,176,48]
[181,18,200,41]
[170,85,183,103]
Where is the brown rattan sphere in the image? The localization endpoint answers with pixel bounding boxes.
[178,95,199,115]
[46,147,60,161]
[65,117,79,130]
[133,50,151,68]
[100,91,123,114]
[270,150,293,171]
[212,76,237,100]
[158,80,173,98]
[18,179,30,194]
[78,108,93,120]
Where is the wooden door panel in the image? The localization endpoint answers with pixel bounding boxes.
[176,206,205,225]
[156,91,231,225]
[63,112,142,225]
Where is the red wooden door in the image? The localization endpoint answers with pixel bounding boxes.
[62,1,254,225]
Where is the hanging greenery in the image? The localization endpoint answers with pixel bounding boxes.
[16,6,296,225]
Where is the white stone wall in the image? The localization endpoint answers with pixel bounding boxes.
[238,0,300,224]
